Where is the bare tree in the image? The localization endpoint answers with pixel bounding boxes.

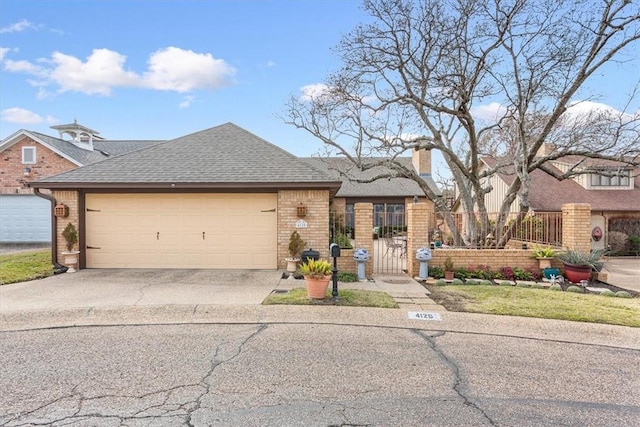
[285,0,640,247]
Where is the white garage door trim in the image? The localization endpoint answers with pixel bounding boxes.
[85,193,277,269]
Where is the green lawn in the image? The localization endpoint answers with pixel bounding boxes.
[263,288,399,308]
[427,285,640,327]
[0,250,54,285]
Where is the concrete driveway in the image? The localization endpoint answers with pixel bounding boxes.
[0,269,282,312]
[602,257,640,292]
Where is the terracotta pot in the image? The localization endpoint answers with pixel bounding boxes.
[537,257,553,270]
[563,263,592,283]
[444,271,454,281]
[304,275,331,299]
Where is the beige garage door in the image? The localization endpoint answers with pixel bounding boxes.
[85,193,277,269]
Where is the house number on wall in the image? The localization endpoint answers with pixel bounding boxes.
[295,219,308,229]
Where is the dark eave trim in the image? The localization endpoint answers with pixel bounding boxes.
[30,180,343,190]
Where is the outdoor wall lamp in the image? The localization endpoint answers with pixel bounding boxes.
[23,167,31,177]
[296,202,307,218]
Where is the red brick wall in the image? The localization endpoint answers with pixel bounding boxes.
[1,136,77,194]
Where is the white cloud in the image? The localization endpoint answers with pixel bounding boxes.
[3,47,236,96]
[4,59,46,75]
[0,47,10,61]
[300,83,332,101]
[471,102,508,121]
[48,49,139,95]
[143,47,235,92]
[0,19,37,34]
[179,95,195,109]
[1,107,43,124]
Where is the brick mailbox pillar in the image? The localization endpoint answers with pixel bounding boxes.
[407,203,431,277]
[561,203,591,252]
[354,203,374,278]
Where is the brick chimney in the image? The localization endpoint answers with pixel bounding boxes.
[412,148,431,178]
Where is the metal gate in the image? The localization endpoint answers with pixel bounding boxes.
[373,204,406,274]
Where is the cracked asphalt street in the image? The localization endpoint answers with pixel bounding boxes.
[1,322,638,426]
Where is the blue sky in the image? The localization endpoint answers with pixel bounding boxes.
[0,0,365,155]
[1,0,638,165]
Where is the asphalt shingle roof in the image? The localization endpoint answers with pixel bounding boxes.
[486,158,640,212]
[27,131,163,165]
[33,123,339,188]
[302,157,440,198]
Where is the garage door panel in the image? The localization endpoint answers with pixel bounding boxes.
[86,193,277,269]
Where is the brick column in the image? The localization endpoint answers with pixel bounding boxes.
[354,203,373,277]
[52,190,80,265]
[407,203,431,277]
[562,203,591,252]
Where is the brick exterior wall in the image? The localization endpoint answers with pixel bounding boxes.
[562,203,592,252]
[407,203,433,277]
[1,136,77,194]
[51,190,80,263]
[354,203,374,277]
[429,249,538,272]
[277,189,330,268]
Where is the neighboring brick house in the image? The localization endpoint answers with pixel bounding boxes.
[0,121,162,242]
[478,154,640,251]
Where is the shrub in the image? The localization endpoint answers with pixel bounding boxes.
[451,278,464,285]
[429,266,444,279]
[454,267,469,280]
[480,279,493,286]
[615,291,632,298]
[465,279,480,285]
[435,279,447,286]
[513,267,534,281]
[600,289,616,297]
[288,230,306,258]
[467,264,494,279]
[557,249,605,271]
[549,284,562,291]
[62,223,78,252]
[499,281,513,286]
[299,258,332,279]
[567,285,584,293]
[516,282,529,288]
[337,271,359,282]
[333,233,353,249]
[499,267,515,281]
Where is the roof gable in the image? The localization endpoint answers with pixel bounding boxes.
[32,123,339,188]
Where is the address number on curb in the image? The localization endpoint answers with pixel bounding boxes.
[408,312,442,321]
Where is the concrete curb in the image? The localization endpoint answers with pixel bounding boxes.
[2,303,638,350]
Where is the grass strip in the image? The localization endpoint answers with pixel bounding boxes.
[263,288,398,308]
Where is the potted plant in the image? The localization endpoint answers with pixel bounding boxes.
[443,256,455,280]
[61,222,80,273]
[285,230,306,273]
[299,258,332,299]
[556,249,604,283]
[532,245,556,269]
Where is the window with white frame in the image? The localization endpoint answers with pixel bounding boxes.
[589,169,630,187]
[22,146,36,164]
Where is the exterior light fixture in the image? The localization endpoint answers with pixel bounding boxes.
[296,202,307,218]
[23,167,31,177]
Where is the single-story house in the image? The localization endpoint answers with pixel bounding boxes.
[0,121,161,242]
[303,152,440,230]
[31,123,344,269]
